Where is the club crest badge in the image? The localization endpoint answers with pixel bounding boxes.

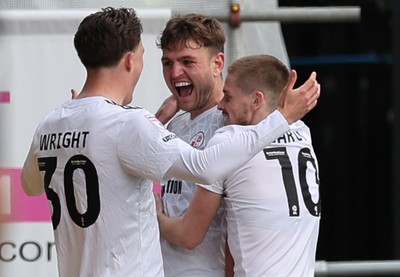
[189,132,205,148]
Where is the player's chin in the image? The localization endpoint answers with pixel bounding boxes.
[179,102,196,112]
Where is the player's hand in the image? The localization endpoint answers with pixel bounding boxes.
[278,70,320,124]
[153,192,164,215]
[71,89,79,99]
[155,95,179,125]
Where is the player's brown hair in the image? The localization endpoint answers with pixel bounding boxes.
[157,13,225,55]
[74,7,143,68]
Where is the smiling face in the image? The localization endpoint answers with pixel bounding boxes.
[161,40,224,118]
[218,73,257,126]
[218,54,290,126]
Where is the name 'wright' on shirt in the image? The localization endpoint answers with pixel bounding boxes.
[39,131,89,150]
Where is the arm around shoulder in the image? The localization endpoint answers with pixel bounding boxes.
[166,110,289,184]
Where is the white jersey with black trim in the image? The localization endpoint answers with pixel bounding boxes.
[161,106,226,277]
[198,120,321,277]
[22,98,291,277]
[21,96,188,277]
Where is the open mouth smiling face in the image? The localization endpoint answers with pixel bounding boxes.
[175,81,193,98]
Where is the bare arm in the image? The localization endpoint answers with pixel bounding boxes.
[155,187,222,250]
[154,95,179,125]
[225,240,234,277]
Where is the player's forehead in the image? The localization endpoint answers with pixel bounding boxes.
[162,39,210,59]
[224,74,247,97]
[223,74,237,90]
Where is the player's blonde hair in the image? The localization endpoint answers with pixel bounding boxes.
[228,54,289,111]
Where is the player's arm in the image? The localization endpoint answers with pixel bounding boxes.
[156,187,222,250]
[166,70,320,184]
[225,240,234,277]
[120,71,320,185]
[155,95,179,125]
[21,145,44,196]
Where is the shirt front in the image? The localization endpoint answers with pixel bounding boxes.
[161,106,226,277]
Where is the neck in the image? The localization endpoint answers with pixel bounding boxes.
[189,97,221,119]
[190,78,224,119]
[77,67,133,105]
[250,108,271,125]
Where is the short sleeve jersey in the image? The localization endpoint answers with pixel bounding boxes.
[24,96,190,277]
[161,106,226,277]
[198,120,321,277]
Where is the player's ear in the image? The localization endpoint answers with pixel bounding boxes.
[252,90,265,110]
[124,51,135,71]
[213,52,225,77]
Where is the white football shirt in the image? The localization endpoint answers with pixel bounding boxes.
[22,98,290,277]
[161,106,226,277]
[198,120,320,277]
[22,97,189,277]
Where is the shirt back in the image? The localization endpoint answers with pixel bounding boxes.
[199,121,320,277]
[29,97,184,277]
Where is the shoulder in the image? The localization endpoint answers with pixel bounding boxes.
[98,99,165,130]
[203,106,224,123]
[104,99,145,112]
[214,124,252,136]
[168,111,190,125]
[124,108,165,129]
[290,120,312,138]
[290,120,307,130]
[208,125,251,146]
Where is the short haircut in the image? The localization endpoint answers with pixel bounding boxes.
[74,7,143,68]
[157,13,225,55]
[228,55,290,110]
